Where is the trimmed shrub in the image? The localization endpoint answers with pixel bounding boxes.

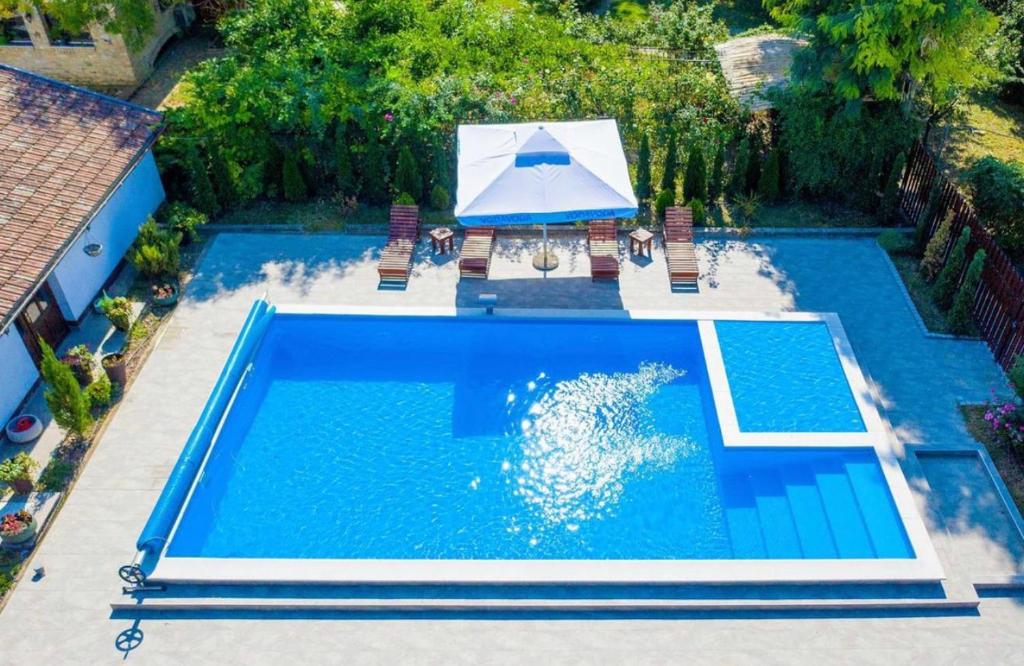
[362,134,390,205]
[964,156,1024,256]
[933,227,970,309]
[709,139,724,201]
[730,138,750,197]
[654,188,675,220]
[84,375,112,409]
[690,198,706,226]
[282,151,308,202]
[394,146,423,203]
[660,131,678,195]
[430,184,450,210]
[950,249,985,334]
[1009,354,1024,398]
[920,213,954,280]
[683,143,708,204]
[130,217,180,277]
[635,133,652,202]
[758,149,780,203]
[877,229,914,255]
[40,339,92,438]
[915,183,943,252]
[877,152,907,224]
[184,144,219,217]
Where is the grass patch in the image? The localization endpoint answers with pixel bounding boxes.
[887,252,958,334]
[933,96,1024,177]
[707,200,877,228]
[962,404,1024,515]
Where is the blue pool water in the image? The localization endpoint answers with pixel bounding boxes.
[715,321,866,433]
[166,315,912,560]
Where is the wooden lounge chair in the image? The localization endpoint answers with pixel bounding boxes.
[459,227,496,279]
[663,206,699,290]
[377,204,420,286]
[588,219,620,281]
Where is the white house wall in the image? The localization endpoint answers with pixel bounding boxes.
[0,328,38,425]
[50,151,165,320]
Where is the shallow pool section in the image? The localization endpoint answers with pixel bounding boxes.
[715,321,866,433]
[164,315,911,562]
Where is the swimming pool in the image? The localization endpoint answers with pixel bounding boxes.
[140,305,940,584]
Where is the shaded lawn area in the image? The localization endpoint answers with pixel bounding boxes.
[963,405,1024,515]
[932,96,1024,177]
[887,252,957,335]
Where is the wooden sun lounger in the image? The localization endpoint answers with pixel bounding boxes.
[664,206,699,290]
[588,219,620,281]
[459,227,496,279]
[377,204,420,286]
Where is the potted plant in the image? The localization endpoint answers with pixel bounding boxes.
[0,510,36,546]
[98,295,132,332]
[4,414,42,444]
[101,350,128,386]
[0,452,38,495]
[61,344,94,386]
[151,281,179,307]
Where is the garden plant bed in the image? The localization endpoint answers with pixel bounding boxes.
[962,405,1024,515]
[888,252,959,335]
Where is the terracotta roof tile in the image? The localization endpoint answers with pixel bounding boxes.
[0,65,162,328]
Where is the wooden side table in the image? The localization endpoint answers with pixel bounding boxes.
[629,228,654,257]
[429,227,455,255]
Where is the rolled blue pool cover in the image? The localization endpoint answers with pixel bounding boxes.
[136,299,275,553]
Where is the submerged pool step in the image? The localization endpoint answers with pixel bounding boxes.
[844,461,913,558]
[782,466,838,558]
[814,467,875,558]
[750,472,803,558]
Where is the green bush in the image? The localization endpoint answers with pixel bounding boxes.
[709,139,724,201]
[915,183,943,252]
[757,149,780,203]
[950,249,985,334]
[39,339,92,438]
[635,133,652,202]
[335,130,358,197]
[964,156,1024,256]
[683,143,707,204]
[282,151,308,202]
[0,452,37,489]
[184,144,219,217]
[730,138,750,197]
[38,457,76,492]
[660,131,679,195]
[100,296,133,332]
[395,192,416,205]
[920,213,953,281]
[690,198,706,225]
[877,152,907,224]
[877,229,914,254]
[130,217,180,277]
[393,146,423,203]
[208,143,239,210]
[163,203,207,244]
[933,227,970,309]
[1009,354,1024,398]
[84,375,112,409]
[654,188,675,220]
[362,133,390,205]
[429,184,450,210]
[744,137,761,195]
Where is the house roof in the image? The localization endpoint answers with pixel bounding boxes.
[714,34,806,111]
[0,64,163,331]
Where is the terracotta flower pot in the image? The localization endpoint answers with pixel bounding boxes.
[102,353,128,386]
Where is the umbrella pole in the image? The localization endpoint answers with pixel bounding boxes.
[532,222,559,271]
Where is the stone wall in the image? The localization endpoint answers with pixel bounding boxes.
[0,4,181,88]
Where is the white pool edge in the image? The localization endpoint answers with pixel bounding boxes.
[148,305,944,586]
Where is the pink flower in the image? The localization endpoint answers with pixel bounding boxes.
[509,96,517,105]
[384,112,394,123]
[985,411,994,421]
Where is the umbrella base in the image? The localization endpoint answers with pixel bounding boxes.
[532,249,559,271]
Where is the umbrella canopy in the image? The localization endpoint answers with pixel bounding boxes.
[455,120,638,226]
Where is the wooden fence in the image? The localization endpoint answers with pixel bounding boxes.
[898,141,1024,371]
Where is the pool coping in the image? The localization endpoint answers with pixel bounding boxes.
[147,305,944,586]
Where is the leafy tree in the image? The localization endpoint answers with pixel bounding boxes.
[660,131,679,195]
[39,339,92,438]
[920,212,954,280]
[362,132,390,205]
[964,156,1024,255]
[393,146,423,202]
[877,152,907,224]
[758,149,780,203]
[282,151,308,202]
[0,0,170,51]
[933,227,971,308]
[635,133,652,202]
[683,143,707,204]
[708,139,725,201]
[431,141,451,196]
[729,138,750,198]
[208,144,239,211]
[950,249,985,333]
[430,184,450,210]
[184,144,219,217]
[335,128,358,197]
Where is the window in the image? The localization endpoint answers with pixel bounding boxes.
[0,15,32,46]
[42,13,94,47]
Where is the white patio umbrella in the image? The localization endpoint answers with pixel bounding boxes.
[454,119,638,270]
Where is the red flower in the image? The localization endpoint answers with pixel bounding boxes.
[13,417,34,433]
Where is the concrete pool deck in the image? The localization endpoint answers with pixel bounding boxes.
[2,231,1023,663]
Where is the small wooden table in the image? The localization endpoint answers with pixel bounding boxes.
[629,228,654,257]
[429,227,455,254]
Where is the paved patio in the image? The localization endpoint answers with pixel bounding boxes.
[1,231,1022,664]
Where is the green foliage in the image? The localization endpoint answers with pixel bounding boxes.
[635,133,652,202]
[0,0,163,51]
[431,141,451,194]
[654,188,675,220]
[877,229,914,255]
[130,217,180,277]
[362,133,390,205]
[964,156,1024,255]
[995,0,1023,102]
[84,375,113,409]
[733,191,761,223]
[915,184,944,252]
[184,144,220,217]
[709,139,725,201]
[730,138,750,197]
[208,144,240,210]
[933,227,971,309]
[429,184,450,211]
[394,192,416,205]
[38,456,76,492]
[393,146,423,203]
[758,149,780,203]
[690,198,706,226]
[660,131,679,195]
[1009,354,1024,398]
[878,152,907,224]
[162,203,207,244]
[335,129,358,197]
[683,143,707,204]
[0,452,37,485]
[282,151,308,202]
[101,296,133,332]
[950,249,985,334]
[39,339,92,438]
